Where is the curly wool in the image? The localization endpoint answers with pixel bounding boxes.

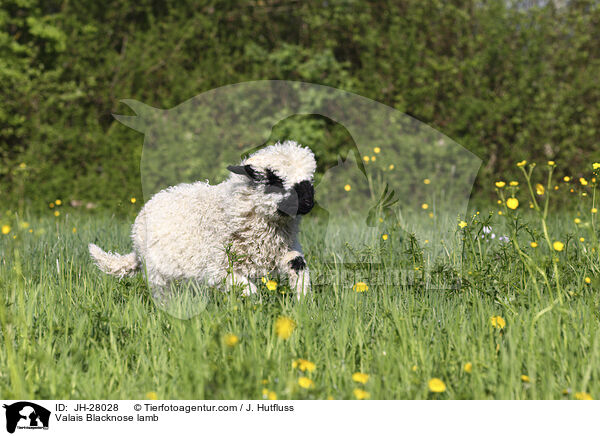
[89,140,315,298]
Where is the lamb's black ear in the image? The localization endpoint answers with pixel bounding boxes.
[227,164,260,180]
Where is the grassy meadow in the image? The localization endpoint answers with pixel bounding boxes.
[1,162,600,400]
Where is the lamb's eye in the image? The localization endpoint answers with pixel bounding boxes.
[265,168,284,190]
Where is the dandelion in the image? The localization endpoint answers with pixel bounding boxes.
[373,147,381,154]
[491,316,506,329]
[580,178,588,186]
[266,280,278,291]
[593,163,600,170]
[495,181,506,188]
[424,178,431,185]
[298,377,314,389]
[506,198,519,210]
[49,202,54,208]
[428,212,434,218]
[363,156,370,163]
[575,392,593,400]
[130,197,137,204]
[509,181,519,187]
[580,237,585,242]
[353,389,370,400]
[585,277,591,284]
[553,241,564,252]
[2,225,11,235]
[293,359,316,373]
[421,203,429,210]
[55,199,62,206]
[382,234,388,241]
[464,362,472,373]
[266,390,277,400]
[592,208,598,214]
[411,365,418,372]
[224,333,239,347]
[521,375,531,383]
[19,162,26,169]
[370,156,376,162]
[72,227,77,233]
[563,176,571,182]
[275,316,296,339]
[535,184,545,195]
[54,211,60,217]
[344,184,351,192]
[352,372,370,384]
[574,218,581,224]
[428,378,446,393]
[353,282,368,292]
[388,164,394,170]
[517,160,527,167]
[530,242,538,248]
[548,160,555,166]
[458,221,467,229]
[146,392,158,400]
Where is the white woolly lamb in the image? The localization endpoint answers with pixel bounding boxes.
[89,140,316,299]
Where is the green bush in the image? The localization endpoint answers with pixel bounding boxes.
[1,0,599,213]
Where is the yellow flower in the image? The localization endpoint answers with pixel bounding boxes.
[130,197,137,204]
[535,184,545,195]
[49,202,54,208]
[293,358,316,372]
[2,225,11,235]
[580,237,585,242]
[593,163,600,170]
[592,208,598,214]
[353,282,368,292]
[266,280,278,291]
[575,392,593,400]
[54,211,60,217]
[580,178,588,186]
[553,241,564,252]
[19,162,26,169]
[352,372,370,384]
[506,198,519,210]
[423,178,431,185]
[564,176,571,182]
[495,181,506,188]
[530,242,538,248]
[421,203,429,210]
[548,160,555,166]
[491,316,506,329]
[353,388,370,400]
[55,199,62,206]
[344,184,351,192]
[146,392,158,400]
[382,234,388,241]
[298,377,314,389]
[509,181,519,186]
[267,391,277,400]
[224,333,239,347]
[388,164,394,170]
[363,156,370,163]
[373,147,381,154]
[72,227,77,233]
[585,277,591,284]
[428,378,446,393]
[498,211,503,215]
[275,316,296,339]
[517,160,527,167]
[458,221,467,229]
[411,365,418,372]
[574,218,581,224]
[371,156,376,162]
[429,212,434,218]
[521,375,530,383]
[464,362,472,373]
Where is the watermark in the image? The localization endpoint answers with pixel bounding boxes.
[113,80,481,318]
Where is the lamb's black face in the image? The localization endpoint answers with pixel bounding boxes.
[227,164,314,217]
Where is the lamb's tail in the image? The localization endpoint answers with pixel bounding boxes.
[88,243,140,278]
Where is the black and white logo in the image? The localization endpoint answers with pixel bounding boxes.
[3,402,50,434]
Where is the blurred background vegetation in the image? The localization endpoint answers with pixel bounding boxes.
[1,0,599,213]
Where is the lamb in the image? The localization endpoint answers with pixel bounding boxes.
[88,140,316,299]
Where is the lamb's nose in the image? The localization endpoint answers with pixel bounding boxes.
[294,181,314,215]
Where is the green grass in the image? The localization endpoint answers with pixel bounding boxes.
[1,202,600,400]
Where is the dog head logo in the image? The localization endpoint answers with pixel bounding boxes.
[3,402,50,433]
